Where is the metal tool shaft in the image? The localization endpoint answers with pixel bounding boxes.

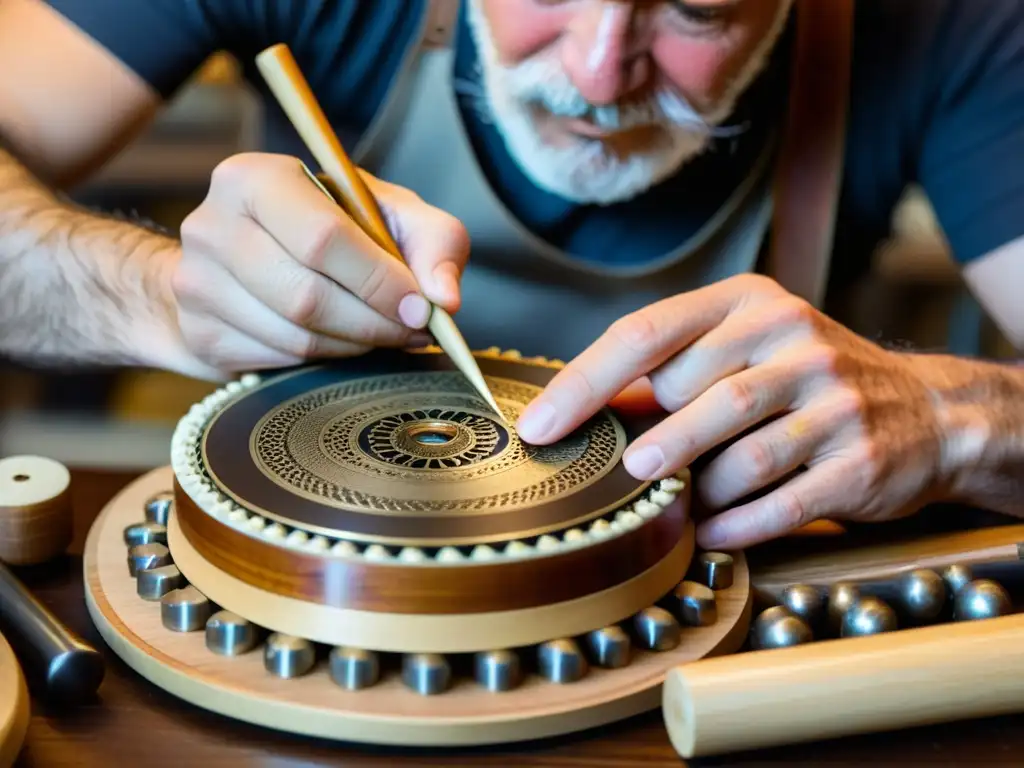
[0,561,104,704]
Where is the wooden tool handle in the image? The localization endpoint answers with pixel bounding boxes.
[254,43,399,257]
[662,612,1024,758]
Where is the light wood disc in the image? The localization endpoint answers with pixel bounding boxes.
[0,631,29,768]
[84,468,752,747]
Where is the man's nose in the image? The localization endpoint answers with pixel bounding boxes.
[562,3,651,105]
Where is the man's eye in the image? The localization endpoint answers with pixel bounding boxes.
[671,2,729,25]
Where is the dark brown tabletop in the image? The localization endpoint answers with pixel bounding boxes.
[9,468,1024,767]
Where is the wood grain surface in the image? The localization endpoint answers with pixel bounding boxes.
[11,468,1024,767]
[174,479,688,615]
[0,632,28,768]
[86,470,747,746]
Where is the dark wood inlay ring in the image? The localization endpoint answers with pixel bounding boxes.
[173,481,689,615]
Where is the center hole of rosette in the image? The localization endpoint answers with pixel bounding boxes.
[408,421,459,446]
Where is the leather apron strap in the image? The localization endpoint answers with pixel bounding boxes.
[767,0,856,306]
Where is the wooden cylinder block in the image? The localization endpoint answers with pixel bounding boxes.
[0,455,72,565]
[662,612,1024,758]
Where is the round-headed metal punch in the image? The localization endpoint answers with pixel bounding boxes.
[127,542,171,577]
[160,585,213,632]
[633,606,681,651]
[698,552,734,590]
[205,610,260,656]
[329,646,380,690]
[123,521,167,549]
[474,649,521,692]
[538,639,588,683]
[136,564,186,601]
[672,581,717,627]
[585,626,632,668]
[144,491,174,526]
[264,633,317,678]
[402,653,451,694]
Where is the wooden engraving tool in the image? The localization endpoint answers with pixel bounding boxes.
[83,347,752,745]
[252,42,504,423]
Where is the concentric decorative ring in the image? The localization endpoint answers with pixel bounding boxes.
[180,349,656,548]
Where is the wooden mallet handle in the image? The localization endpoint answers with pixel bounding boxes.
[662,612,1024,758]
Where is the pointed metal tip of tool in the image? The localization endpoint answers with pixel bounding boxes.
[427,307,507,425]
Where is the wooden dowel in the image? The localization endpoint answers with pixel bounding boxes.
[662,612,1024,758]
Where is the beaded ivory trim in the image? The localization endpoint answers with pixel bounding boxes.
[170,348,685,566]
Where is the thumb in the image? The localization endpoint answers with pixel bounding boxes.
[363,172,469,315]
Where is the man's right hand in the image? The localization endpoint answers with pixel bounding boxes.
[165,152,469,379]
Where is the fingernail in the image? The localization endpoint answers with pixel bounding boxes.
[398,294,431,329]
[623,445,665,480]
[516,402,557,443]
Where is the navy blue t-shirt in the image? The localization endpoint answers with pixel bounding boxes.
[43,0,1024,293]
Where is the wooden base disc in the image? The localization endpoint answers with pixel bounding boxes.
[84,468,752,746]
[0,632,29,768]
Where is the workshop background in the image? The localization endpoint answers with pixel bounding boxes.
[0,53,1016,470]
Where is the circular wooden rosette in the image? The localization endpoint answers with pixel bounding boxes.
[84,468,753,747]
[171,350,691,643]
[0,631,29,768]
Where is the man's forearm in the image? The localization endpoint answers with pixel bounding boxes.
[0,145,181,367]
[916,353,1024,516]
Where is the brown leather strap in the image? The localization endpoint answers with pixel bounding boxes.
[768,0,856,307]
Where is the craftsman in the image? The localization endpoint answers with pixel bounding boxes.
[0,0,1021,551]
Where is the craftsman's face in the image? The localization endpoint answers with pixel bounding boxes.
[466,0,793,204]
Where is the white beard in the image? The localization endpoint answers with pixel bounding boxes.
[464,0,794,205]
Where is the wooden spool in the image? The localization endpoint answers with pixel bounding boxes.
[84,467,753,746]
[0,455,72,566]
[0,631,29,768]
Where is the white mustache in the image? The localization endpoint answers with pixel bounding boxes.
[496,56,743,137]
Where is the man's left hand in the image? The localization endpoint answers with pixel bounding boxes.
[515,274,952,550]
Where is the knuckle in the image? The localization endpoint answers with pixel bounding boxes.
[742,439,777,484]
[298,215,346,271]
[169,261,210,306]
[730,272,778,297]
[281,329,321,360]
[807,343,843,376]
[353,259,392,307]
[182,321,230,367]
[716,376,757,415]
[209,152,261,188]
[434,213,471,263]
[851,440,885,494]
[282,276,326,328]
[178,207,218,253]
[834,386,868,422]
[772,295,817,326]
[608,311,662,359]
[774,487,811,531]
[557,366,599,405]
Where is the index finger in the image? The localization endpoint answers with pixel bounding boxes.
[515,283,739,444]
